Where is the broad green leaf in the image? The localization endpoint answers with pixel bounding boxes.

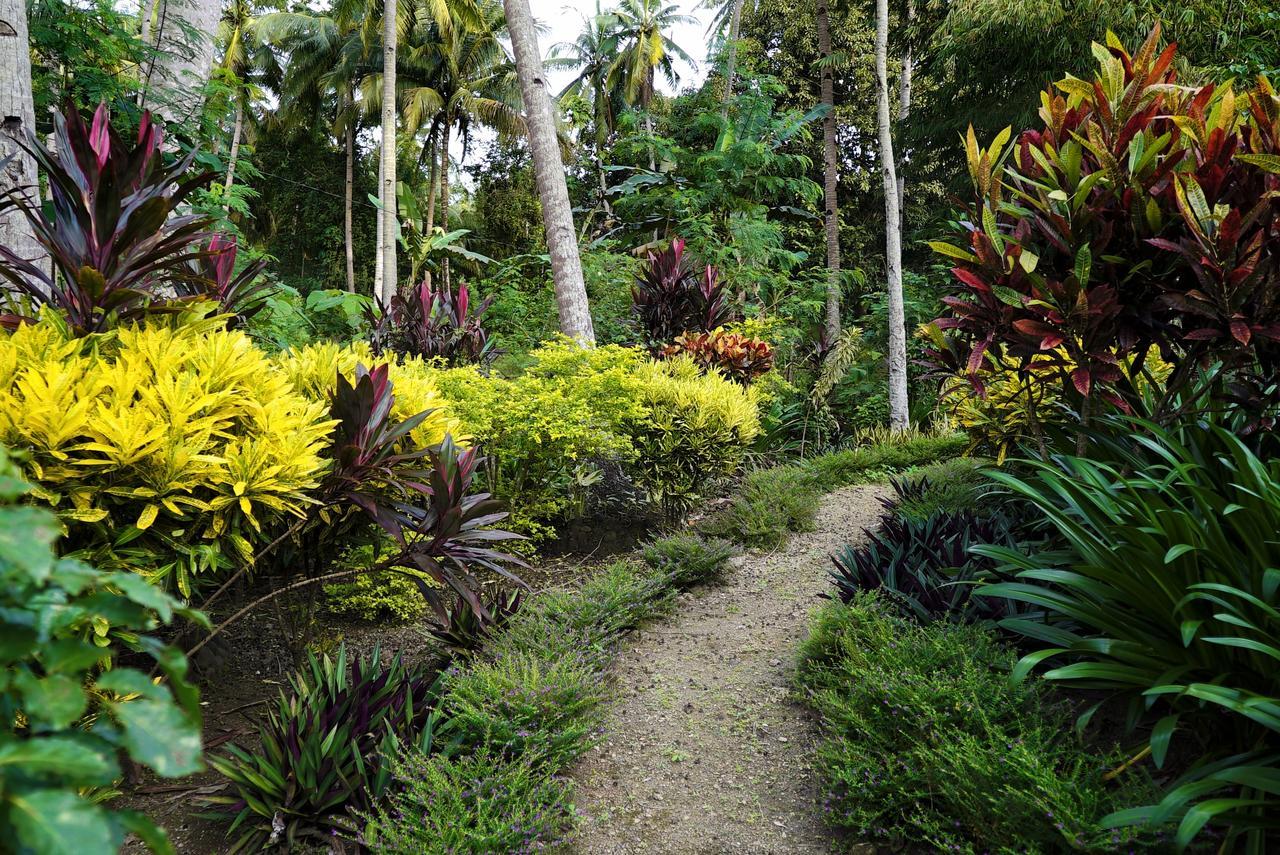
[5,787,118,854]
[0,507,60,582]
[109,698,203,777]
[0,736,117,784]
[13,671,87,729]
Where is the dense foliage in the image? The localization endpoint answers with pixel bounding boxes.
[0,448,203,854]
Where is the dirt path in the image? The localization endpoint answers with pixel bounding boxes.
[569,484,887,854]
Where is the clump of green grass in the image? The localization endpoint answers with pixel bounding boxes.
[699,464,821,549]
[641,533,736,589]
[802,433,968,493]
[797,593,1158,852]
[362,747,574,853]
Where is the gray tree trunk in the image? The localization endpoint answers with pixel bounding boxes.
[223,99,243,205]
[374,151,384,299]
[720,0,744,119]
[876,0,909,430]
[439,121,450,290]
[816,0,841,345]
[344,122,355,292]
[504,0,595,345]
[0,0,44,269]
[147,0,222,125]
[379,0,397,307]
[896,0,913,214]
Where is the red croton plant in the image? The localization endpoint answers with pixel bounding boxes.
[925,26,1280,432]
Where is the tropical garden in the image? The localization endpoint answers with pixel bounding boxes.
[1,0,1279,851]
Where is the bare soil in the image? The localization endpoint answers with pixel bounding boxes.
[568,484,887,855]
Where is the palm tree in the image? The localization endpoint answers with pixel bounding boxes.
[504,0,594,344]
[605,0,694,168]
[699,0,751,116]
[379,0,397,307]
[875,0,908,429]
[816,0,841,345]
[215,0,282,205]
[144,0,223,125]
[258,0,368,292]
[383,0,524,286]
[550,3,621,214]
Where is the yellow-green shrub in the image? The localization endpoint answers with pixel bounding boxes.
[627,356,761,514]
[271,341,462,450]
[0,311,332,594]
[429,339,649,540]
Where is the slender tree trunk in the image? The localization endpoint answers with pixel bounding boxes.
[439,122,450,290]
[876,0,909,431]
[643,111,656,171]
[504,0,595,344]
[896,0,913,214]
[0,0,45,271]
[816,0,841,345]
[374,152,384,299]
[419,137,437,289]
[222,99,243,205]
[379,0,397,307]
[344,122,355,292]
[597,155,611,216]
[720,0,744,119]
[137,0,156,105]
[147,0,222,125]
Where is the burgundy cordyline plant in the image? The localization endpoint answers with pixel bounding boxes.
[923,25,1280,436]
[379,277,496,366]
[632,237,735,351]
[0,102,273,334]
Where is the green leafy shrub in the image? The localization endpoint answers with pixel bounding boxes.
[325,568,427,623]
[979,416,1280,849]
[628,355,762,516]
[207,645,447,851]
[443,650,606,769]
[699,464,820,549]
[361,747,575,853]
[641,533,735,589]
[797,594,1154,852]
[0,447,203,854]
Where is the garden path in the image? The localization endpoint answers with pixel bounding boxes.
[570,484,887,854]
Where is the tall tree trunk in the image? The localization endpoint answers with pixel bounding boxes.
[896,0,913,214]
[146,0,222,126]
[420,137,437,289]
[0,0,44,271]
[504,0,595,345]
[720,0,744,119]
[374,151,384,299]
[379,0,397,308]
[816,0,841,345]
[876,0,909,431]
[223,98,243,205]
[439,122,450,290]
[344,122,355,293]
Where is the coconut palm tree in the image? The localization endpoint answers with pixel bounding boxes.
[549,2,621,213]
[372,0,523,286]
[504,0,594,344]
[875,0,908,429]
[214,0,282,204]
[604,0,694,168]
[699,0,752,116]
[258,0,368,292]
[816,0,840,344]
